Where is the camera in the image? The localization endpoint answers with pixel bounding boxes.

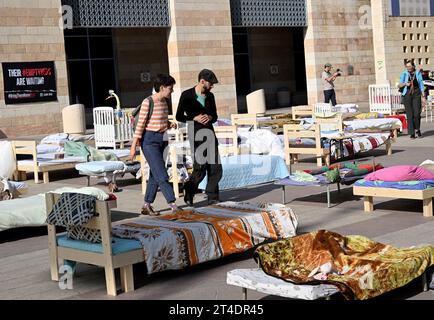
[336,68,342,76]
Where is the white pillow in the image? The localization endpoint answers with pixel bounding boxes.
[51,187,109,201]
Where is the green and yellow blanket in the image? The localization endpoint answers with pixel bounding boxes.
[254,230,434,299]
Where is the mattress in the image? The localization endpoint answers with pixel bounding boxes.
[0,194,47,231]
[354,179,434,190]
[0,187,109,232]
[198,154,290,190]
[75,161,126,174]
[344,118,402,131]
[36,144,64,154]
[277,174,365,187]
[17,156,87,167]
[227,268,339,300]
[112,201,298,275]
[105,148,130,158]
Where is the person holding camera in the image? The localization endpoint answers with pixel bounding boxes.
[398,60,425,139]
[322,63,341,106]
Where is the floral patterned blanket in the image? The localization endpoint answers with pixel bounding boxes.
[254,230,434,300]
[112,202,298,274]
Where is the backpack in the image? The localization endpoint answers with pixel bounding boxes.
[132,96,154,134]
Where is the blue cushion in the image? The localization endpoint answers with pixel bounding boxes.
[57,234,142,255]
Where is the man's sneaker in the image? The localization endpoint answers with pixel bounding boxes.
[410,134,416,139]
[141,205,159,216]
[417,130,422,137]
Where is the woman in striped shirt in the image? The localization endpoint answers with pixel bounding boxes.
[129,74,180,215]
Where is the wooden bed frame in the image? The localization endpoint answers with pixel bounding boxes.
[292,105,313,120]
[283,123,331,167]
[283,115,393,167]
[46,193,143,296]
[12,141,85,184]
[353,185,434,217]
[231,113,294,134]
[12,140,130,184]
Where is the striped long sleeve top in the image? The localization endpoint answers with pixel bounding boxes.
[133,96,169,139]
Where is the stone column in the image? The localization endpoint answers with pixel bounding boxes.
[167,0,238,117]
[304,0,376,106]
[371,0,389,84]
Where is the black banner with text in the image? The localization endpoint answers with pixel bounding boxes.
[2,61,57,104]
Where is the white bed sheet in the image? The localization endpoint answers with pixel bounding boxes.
[344,118,402,131]
[227,268,339,300]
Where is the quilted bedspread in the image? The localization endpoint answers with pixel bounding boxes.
[254,230,434,300]
[112,202,298,274]
[198,154,290,190]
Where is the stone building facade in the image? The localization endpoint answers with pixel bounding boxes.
[1,0,434,138]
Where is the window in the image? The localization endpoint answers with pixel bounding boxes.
[418,46,422,52]
[409,21,413,28]
[424,34,428,40]
[418,58,422,65]
[403,33,407,40]
[403,46,407,53]
[417,33,421,40]
[423,21,428,28]
[425,46,429,52]
[64,28,117,115]
[410,34,414,40]
[411,46,415,52]
[402,21,406,28]
[426,58,430,64]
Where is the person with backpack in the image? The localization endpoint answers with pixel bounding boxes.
[128,74,180,215]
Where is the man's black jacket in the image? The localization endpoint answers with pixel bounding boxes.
[175,87,218,132]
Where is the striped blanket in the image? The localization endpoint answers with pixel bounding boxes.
[330,133,391,160]
[112,202,298,274]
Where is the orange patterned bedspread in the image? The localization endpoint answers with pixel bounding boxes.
[112,202,298,274]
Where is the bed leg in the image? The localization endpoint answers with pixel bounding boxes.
[422,198,433,217]
[19,171,27,181]
[120,265,135,293]
[87,176,91,187]
[364,196,374,212]
[43,172,49,184]
[105,266,117,296]
[34,171,39,184]
[47,225,59,281]
[282,185,286,204]
[242,287,247,300]
[326,185,331,208]
[385,141,392,156]
[422,271,429,292]
[324,155,331,167]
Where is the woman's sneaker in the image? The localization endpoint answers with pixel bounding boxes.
[169,203,182,214]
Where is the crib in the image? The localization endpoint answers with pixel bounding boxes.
[93,107,134,149]
[369,84,404,115]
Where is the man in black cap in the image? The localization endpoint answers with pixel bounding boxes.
[176,69,222,206]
